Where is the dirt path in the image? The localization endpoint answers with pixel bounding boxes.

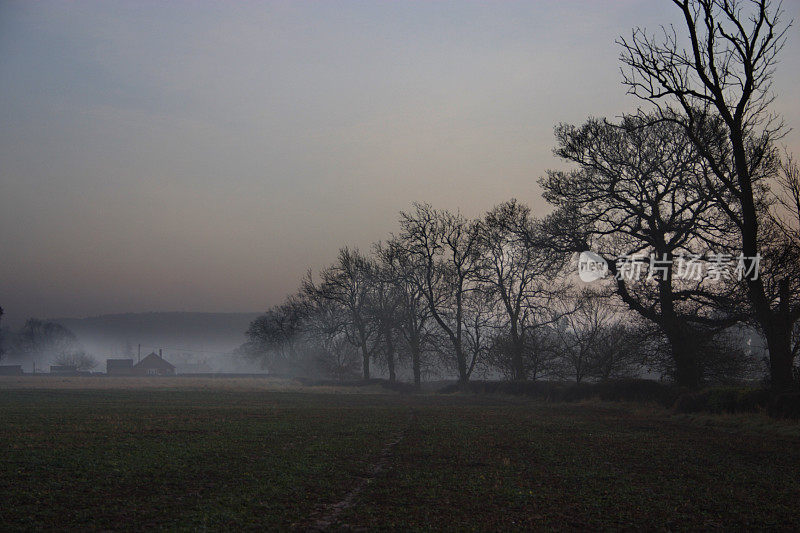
[305,409,417,532]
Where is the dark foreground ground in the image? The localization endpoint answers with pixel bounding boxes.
[1,385,799,531]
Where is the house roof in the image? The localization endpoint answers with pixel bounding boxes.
[133,352,175,370]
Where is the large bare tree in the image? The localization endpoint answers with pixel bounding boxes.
[618,0,800,389]
[542,115,743,386]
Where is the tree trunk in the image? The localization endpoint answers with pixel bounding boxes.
[764,321,794,391]
[655,264,703,388]
[456,346,469,385]
[767,336,793,390]
[385,329,396,383]
[730,133,795,391]
[665,327,703,389]
[410,340,421,390]
[361,340,370,380]
[512,349,524,381]
[510,328,525,381]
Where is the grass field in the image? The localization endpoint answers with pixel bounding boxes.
[1,380,799,530]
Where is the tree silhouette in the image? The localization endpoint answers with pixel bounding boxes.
[618,0,799,389]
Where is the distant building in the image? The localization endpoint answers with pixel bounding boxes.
[133,351,175,376]
[0,365,23,375]
[50,365,78,375]
[106,359,134,376]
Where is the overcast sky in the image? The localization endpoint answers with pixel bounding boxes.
[1,1,798,325]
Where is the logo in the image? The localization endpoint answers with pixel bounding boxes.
[578,251,608,282]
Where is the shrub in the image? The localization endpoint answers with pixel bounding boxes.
[297,377,416,393]
[767,393,800,419]
[673,387,769,414]
[439,379,680,407]
[593,379,681,407]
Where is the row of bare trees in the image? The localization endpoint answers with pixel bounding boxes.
[242,0,799,391]
[240,194,771,388]
[240,202,650,387]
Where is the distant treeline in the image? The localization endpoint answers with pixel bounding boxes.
[0,318,98,371]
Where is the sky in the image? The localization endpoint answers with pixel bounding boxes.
[1,1,799,326]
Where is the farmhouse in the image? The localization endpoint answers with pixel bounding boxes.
[133,351,175,376]
[0,365,23,375]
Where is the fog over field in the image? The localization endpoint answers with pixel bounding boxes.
[51,312,258,355]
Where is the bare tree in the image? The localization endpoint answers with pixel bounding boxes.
[301,298,363,380]
[460,288,497,380]
[541,115,743,387]
[53,351,97,372]
[768,156,800,365]
[241,297,306,375]
[304,248,376,379]
[11,319,81,363]
[484,328,561,381]
[549,291,613,383]
[375,239,434,389]
[618,0,800,389]
[398,204,482,384]
[315,336,362,381]
[590,321,645,381]
[366,252,403,383]
[476,200,567,380]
